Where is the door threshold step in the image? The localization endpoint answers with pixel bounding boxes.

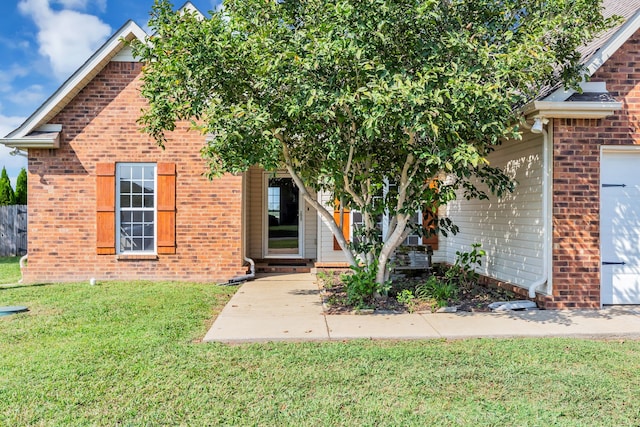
[255,260,314,274]
[256,267,312,273]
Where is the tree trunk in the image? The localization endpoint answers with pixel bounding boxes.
[284,163,358,267]
[374,214,409,285]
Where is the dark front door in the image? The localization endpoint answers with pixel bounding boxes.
[266,177,301,256]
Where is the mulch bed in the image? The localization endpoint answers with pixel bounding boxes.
[318,273,517,314]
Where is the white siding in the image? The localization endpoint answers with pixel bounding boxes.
[247,166,263,259]
[316,190,347,263]
[304,198,318,259]
[442,133,545,289]
[112,45,136,62]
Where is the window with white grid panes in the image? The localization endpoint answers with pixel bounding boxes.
[116,163,156,253]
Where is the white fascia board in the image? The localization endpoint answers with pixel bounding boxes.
[585,9,640,76]
[1,124,61,148]
[544,82,609,102]
[5,20,148,140]
[0,135,60,149]
[0,128,61,149]
[522,100,622,119]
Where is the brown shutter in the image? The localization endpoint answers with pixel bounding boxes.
[96,163,116,254]
[422,179,439,250]
[333,200,350,251]
[422,207,438,250]
[157,162,176,254]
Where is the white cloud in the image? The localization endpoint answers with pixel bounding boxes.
[53,0,107,12]
[18,0,112,80]
[0,113,26,139]
[7,85,47,107]
[0,65,30,94]
[54,0,89,9]
[0,37,30,51]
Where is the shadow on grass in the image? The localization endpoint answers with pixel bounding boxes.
[0,282,54,291]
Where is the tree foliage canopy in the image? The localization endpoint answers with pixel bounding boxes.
[0,167,15,206]
[14,168,27,205]
[133,0,614,284]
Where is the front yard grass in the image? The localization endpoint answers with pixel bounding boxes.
[2,278,640,425]
[0,256,23,284]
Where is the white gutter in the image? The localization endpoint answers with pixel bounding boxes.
[521,100,622,119]
[526,117,551,298]
[1,128,61,149]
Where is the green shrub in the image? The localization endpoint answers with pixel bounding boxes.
[0,167,15,206]
[341,262,390,309]
[14,168,27,205]
[396,289,416,312]
[448,243,486,289]
[415,275,458,308]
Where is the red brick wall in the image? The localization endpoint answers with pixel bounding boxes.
[544,29,640,308]
[24,61,246,284]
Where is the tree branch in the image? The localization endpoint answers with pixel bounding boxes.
[282,142,357,266]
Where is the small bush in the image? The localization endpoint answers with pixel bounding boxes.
[415,275,458,308]
[396,289,416,312]
[448,243,486,290]
[341,262,390,309]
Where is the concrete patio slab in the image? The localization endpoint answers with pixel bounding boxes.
[204,273,640,343]
[205,313,328,342]
[203,273,328,343]
[326,313,440,340]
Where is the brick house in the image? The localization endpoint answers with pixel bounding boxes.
[2,2,640,308]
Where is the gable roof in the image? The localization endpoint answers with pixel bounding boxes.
[1,20,147,146]
[2,2,638,146]
[581,0,640,75]
[539,1,640,103]
[1,3,206,148]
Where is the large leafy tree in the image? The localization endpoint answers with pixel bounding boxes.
[133,0,613,285]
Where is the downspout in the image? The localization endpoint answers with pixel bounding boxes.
[526,117,550,298]
[13,147,28,284]
[227,172,256,285]
[18,254,28,284]
[227,256,256,284]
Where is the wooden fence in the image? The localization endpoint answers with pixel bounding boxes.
[0,205,27,256]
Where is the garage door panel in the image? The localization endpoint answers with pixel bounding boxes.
[601,194,640,261]
[601,151,640,305]
[612,266,640,304]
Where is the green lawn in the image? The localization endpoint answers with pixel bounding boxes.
[268,238,299,248]
[0,256,23,284]
[2,276,640,425]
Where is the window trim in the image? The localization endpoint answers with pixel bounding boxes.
[115,162,157,255]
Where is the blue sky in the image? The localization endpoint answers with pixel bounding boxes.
[0,0,221,186]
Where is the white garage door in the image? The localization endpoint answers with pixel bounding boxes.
[601,150,640,305]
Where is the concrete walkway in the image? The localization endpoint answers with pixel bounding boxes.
[203,273,640,343]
